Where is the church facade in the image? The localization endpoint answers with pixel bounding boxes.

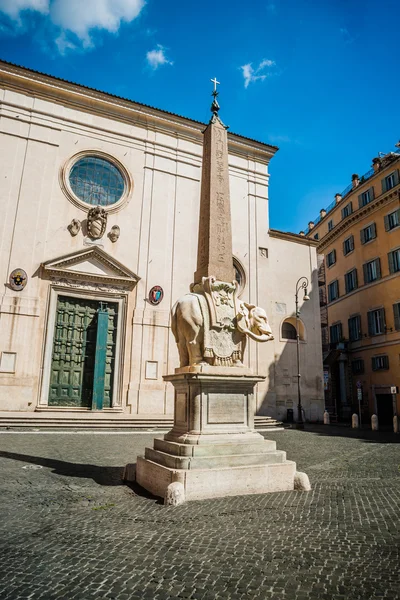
[0,61,324,424]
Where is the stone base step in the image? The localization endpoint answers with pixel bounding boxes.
[0,413,282,430]
[144,447,287,470]
[0,412,174,430]
[134,456,297,502]
[254,415,284,429]
[154,437,277,456]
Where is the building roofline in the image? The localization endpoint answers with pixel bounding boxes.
[0,59,278,157]
[269,229,319,246]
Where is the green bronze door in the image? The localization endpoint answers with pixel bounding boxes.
[49,296,118,408]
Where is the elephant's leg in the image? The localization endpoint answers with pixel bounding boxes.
[188,339,205,365]
[177,338,189,367]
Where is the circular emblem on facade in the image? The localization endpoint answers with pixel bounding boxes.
[9,268,28,291]
[149,286,163,305]
[87,206,107,240]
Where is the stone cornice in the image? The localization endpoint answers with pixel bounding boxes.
[0,60,278,163]
[317,189,400,252]
[269,229,319,246]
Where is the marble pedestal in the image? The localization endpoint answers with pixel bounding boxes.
[127,370,297,504]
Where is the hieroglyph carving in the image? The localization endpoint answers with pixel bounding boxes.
[87,206,107,239]
[171,276,274,368]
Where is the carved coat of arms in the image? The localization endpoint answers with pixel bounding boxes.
[87,206,107,240]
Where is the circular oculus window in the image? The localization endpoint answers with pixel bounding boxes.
[62,152,131,212]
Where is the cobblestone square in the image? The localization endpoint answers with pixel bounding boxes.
[0,426,399,600]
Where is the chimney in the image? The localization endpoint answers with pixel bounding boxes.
[308,221,315,230]
[352,174,360,189]
[335,193,342,204]
[372,157,381,173]
[320,208,326,218]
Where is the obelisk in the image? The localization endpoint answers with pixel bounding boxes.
[129,79,303,505]
[194,79,234,285]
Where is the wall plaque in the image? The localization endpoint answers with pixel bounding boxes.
[148,286,163,305]
[9,269,27,291]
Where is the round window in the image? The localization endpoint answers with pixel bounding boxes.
[69,156,125,207]
[233,258,246,296]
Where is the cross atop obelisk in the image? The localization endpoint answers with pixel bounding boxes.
[193,79,234,284]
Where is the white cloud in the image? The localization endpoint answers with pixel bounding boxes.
[51,0,145,46]
[240,58,275,88]
[0,0,145,50]
[55,31,77,54]
[146,44,173,69]
[0,0,49,20]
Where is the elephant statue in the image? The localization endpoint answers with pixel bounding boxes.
[171,293,273,368]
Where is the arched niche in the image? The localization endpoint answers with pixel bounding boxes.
[280,317,306,342]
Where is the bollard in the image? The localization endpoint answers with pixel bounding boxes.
[323,410,330,425]
[371,414,379,431]
[393,415,399,434]
[352,413,359,429]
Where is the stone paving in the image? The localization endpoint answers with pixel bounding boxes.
[0,425,399,600]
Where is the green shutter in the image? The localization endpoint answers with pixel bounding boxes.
[381,178,387,193]
[372,357,377,371]
[384,355,389,369]
[350,235,354,251]
[376,258,381,279]
[345,273,349,294]
[363,263,368,284]
[384,215,390,231]
[367,311,374,335]
[394,170,399,187]
[393,303,400,330]
[354,268,358,289]
[360,228,365,244]
[358,193,363,208]
[388,251,395,274]
[371,223,377,239]
[333,249,336,263]
[369,187,375,200]
[380,307,386,331]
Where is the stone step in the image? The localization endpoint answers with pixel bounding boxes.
[144,447,287,470]
[0,413,173,429]
[154,437,277,456]
[254,416,284,429]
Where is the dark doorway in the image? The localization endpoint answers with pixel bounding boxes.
[376,394,394,427]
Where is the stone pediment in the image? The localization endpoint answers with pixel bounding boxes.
[41,247,140,289]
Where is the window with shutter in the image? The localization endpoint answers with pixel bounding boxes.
[358,188,373,208]
[388,248,400,274]
[328,280,339,302]
[393,303,400,330]
[372,355,389,370]
[361,223,376,243]
[383,170,399,192]
[386,209,400,231]
[368,308,385,335]
[348,315,361,341]
[351,359,364,374]
[341,202,353,219]
[330,322,342,344]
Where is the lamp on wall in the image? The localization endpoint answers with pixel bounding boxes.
[295,277,310,429]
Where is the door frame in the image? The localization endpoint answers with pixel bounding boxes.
[38,285,126,410]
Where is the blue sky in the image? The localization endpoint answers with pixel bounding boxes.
[0,0,399,233]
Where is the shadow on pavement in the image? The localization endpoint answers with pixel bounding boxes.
[295,424,400,444]
[0,450,125,485]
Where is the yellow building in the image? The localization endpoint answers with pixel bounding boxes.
[304,148,400,426]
